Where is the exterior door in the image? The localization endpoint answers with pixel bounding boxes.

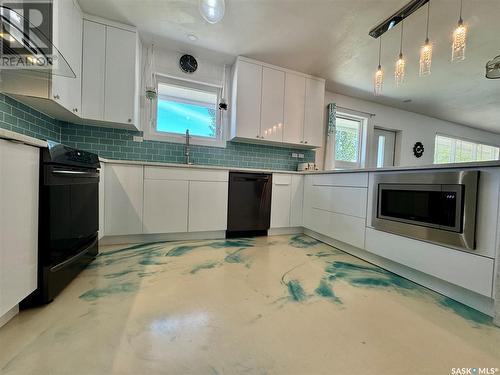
[373,128,396,167]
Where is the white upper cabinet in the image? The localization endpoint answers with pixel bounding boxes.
[231,60,263,140]
[51,0,82,115]
[230,57,325,149]
[81,17,141,130]
[82,20,106,121]
[283,72,306,145]
[104,26,137,126]
[260,67,285,142]
[303,78,325,148]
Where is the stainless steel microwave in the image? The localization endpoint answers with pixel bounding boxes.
[371,170,479,251]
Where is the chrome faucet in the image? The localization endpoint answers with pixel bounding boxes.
[185,129,193,165]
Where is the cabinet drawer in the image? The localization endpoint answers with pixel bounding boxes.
[311,185,367,218]
[145,166,228,182]
[329,212,366,249]
[365,228,494,297]
[312,173,368,187]
[273,173,292,185]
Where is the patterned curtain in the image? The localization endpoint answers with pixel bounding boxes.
[327,103,337,135]
[324,103,337,170]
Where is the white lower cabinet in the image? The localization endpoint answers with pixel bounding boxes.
[103,164,229,237]
[271,174,304,228]
[143,180,188,234]
[0,141,39,317]
[104,164,144,236]
[189,181,228,232]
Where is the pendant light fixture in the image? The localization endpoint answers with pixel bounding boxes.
[199,0,225,24]
[374,37,384,96]
[395,19,406,87]
[419,1,432,76]
[452,0,467,62]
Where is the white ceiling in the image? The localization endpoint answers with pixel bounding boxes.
[77,0,500,133]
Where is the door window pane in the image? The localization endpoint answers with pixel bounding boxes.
[376,135,386,168]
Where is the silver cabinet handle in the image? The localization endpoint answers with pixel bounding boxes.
[73,108,78,113]
[128,118,132,123]
[300,140,303,143]
[304,140,308,144]
[53,94,60,99]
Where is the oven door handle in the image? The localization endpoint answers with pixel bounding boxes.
[50,237,98,273]
[52,170,99,178]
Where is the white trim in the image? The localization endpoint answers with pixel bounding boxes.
[155,72,223,89]
[100,231,226,246]
[236,56,325,82]
[0,304,19,328]
[82,14,137,33]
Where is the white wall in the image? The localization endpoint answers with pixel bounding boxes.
[318,91,500,169]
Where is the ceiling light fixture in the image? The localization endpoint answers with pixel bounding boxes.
[199,0,225,24]
[419,1,432,76]
[451,0,467,62]
[374,37,384,96]
[395,19,406,87]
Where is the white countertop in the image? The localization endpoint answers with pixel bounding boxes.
[99,158,303,174]
[302,160,500,174]
[0,128,48,148]
[2,129,500,174]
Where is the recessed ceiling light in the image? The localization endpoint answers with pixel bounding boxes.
[187,34,198,41]
[403,99,412,103]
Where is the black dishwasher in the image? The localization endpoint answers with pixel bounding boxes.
[227,172,272,237]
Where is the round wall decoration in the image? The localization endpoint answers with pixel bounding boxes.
[413,142,425,158]
[179,54,198,74]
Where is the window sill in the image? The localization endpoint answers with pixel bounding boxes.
[144,131,227,148]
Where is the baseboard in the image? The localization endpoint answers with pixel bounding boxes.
[268,227,304,236]
[100,230,226,246]
[0,304,19,328]
[304,228,495,317]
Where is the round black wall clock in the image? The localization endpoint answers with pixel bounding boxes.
[413,142,425,158]
[179,54,198,74]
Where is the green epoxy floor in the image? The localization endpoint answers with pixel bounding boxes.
[1,235,499,374]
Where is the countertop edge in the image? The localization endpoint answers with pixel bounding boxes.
[0,128,48,148]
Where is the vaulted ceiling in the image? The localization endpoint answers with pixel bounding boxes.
[78,0,500,133]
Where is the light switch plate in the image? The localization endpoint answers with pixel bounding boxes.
[298,153,305,159]
[291,153,298,158]
[133,136,143,143]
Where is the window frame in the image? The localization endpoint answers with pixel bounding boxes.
[144,75,226,148]
[333,113,364,169]
[433,133,500,164]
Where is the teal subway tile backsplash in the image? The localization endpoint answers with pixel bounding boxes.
[0,94,315,171]
[0,94,61,141]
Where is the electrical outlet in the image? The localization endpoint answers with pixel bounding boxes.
[298,153,305,159]
[291,153,298,158]
[133,136,143,143]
